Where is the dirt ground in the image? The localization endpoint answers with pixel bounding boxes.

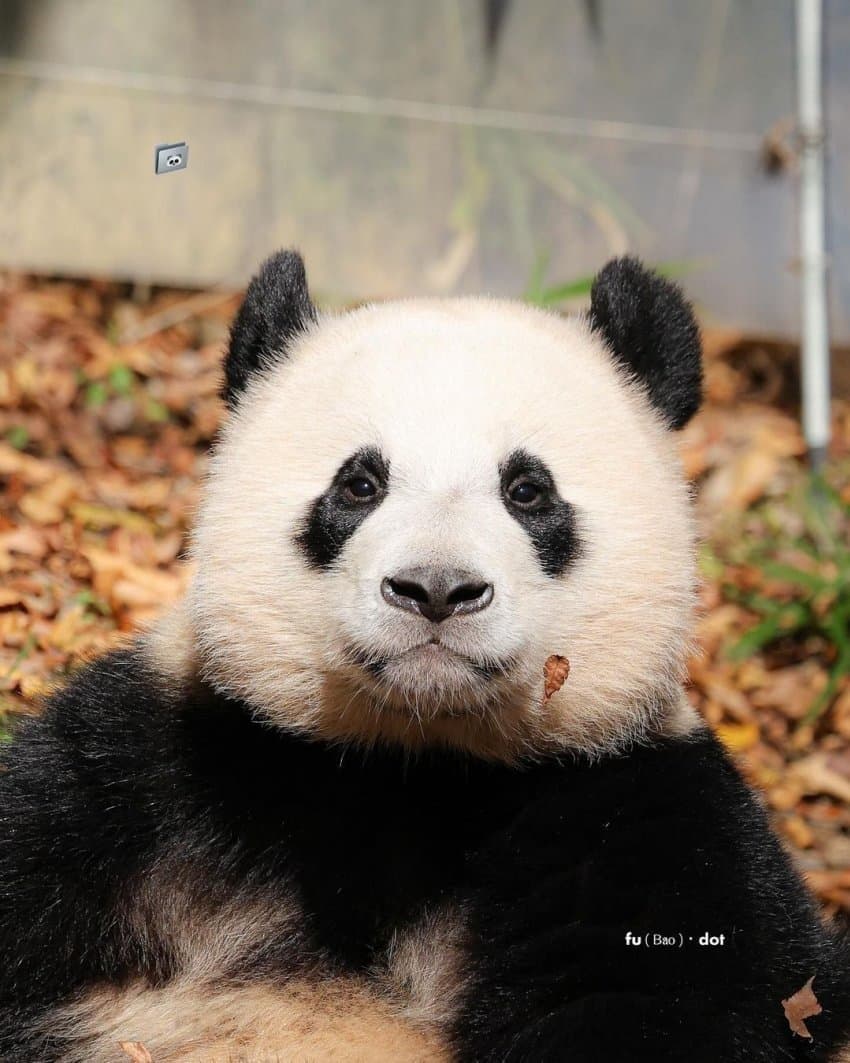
[1,272,849,918]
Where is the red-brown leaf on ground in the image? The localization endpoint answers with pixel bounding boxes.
[543,655,570,703]
[781,976,822,1040]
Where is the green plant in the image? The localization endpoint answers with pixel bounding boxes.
[79,364,139,408]
[108,363,136,396]
[72,589,112,618]
[523,253,595,308]
[523,255,701,310]
[5,425,29,450]
[724,473,850,723]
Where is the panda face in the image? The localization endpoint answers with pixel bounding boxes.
[187,254,701,761]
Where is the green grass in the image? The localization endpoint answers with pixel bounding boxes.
[721,472,850,724]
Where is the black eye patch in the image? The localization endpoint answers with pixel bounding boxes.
[295,447,390,569]
[499,449,581,577]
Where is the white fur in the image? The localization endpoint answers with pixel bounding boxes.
[48,979,449,1061]
[42,856,463,1060]
[186,297,698,761]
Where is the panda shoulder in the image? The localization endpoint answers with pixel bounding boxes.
[0,646,179,796]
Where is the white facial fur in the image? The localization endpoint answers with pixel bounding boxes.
[186,298,698,762]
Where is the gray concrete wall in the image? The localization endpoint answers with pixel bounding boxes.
[1,0,848,340]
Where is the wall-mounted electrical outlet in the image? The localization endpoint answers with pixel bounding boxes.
[154,142,189,174]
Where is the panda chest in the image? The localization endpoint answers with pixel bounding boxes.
[282,783,474,969]
[86,806,472,1063]
[151,767,477,988]
[64,902,464,1063]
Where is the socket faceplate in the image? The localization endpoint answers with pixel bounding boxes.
[155,142,188,174]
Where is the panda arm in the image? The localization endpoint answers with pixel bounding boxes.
[0,650,173,1055]
[455,731,850,1063]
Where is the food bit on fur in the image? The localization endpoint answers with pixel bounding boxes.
[543,654,570,703]
[781,976,822,1039]
[119,1043,154,1062]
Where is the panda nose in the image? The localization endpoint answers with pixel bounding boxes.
[381,567,494,623]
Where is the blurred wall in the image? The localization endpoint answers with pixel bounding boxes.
[0,0,848,340]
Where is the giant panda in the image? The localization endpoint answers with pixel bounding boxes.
[1,250,849,1062]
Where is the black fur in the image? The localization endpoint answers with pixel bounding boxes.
[499,449,581,577]
[1,650,849,1061]
[588,257,702,430]
[224,249,317,407]
[295,447,390,569]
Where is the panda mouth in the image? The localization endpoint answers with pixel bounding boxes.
[345,641,513,682]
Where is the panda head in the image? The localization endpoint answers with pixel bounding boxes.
[186,250,701,761]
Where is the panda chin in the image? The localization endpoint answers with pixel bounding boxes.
[348,640,512,717]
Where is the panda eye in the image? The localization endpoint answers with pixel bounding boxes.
[507,479,546,510]
[344,476,378,502]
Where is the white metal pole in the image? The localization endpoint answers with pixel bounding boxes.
[796,0,831,468]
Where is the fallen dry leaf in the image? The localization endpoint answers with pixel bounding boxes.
[790,754,850,805]
[70,502,156,533]
[543,655,570,703]
[700,447,780,512]
[781,976,822,1040]
[0,588,26,609]
[715,721,760,753]
[780,815,815,850]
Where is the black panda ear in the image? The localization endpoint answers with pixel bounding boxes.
[587,257,702,430]
[224,249,317,407]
